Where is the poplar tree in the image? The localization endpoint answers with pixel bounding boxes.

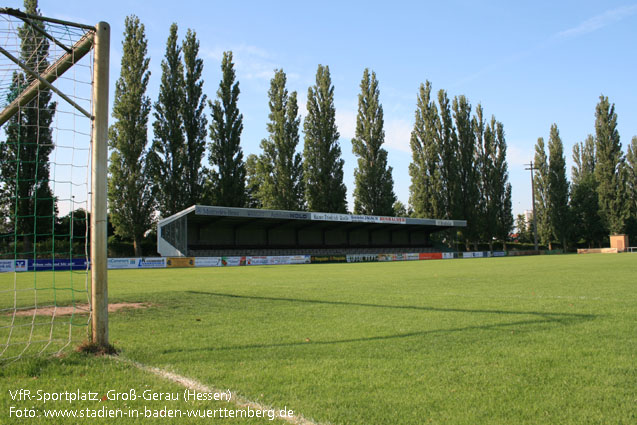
[473,104,488,244]
[572,135,596,185]
[437,90,460,220]
[108,15,155,256]
[352,69,395,216]
[254,69,304,210]
[244,154,262,208]
[302,65,346,213]
[594,95,628,234]
[570,136,604,247]
[208,51,246,207]
[547,124,570,249]
[625,137,637,242]
[181,29,207,207]
[0,0,56,252]
[534,137,552,249]
[409,81,442,218]
[148,23,185,217]
[481,116,513,250]
[453,95,479,249]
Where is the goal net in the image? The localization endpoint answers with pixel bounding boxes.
[0,8,109,362]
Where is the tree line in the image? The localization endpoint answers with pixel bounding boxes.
[1,9,519,256]
[518,96,637,249]
[106,16,516,255]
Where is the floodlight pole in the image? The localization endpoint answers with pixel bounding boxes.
[525,161,539,251]
[91,22,110,348]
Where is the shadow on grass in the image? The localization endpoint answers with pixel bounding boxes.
[164,317,593,354]
[158,291,596,354]
[185,290,595,319]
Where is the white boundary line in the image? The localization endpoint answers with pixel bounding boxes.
[113,356,326,425]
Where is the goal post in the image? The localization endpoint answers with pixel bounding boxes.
[90,21,109,349]
[0,8,110,360]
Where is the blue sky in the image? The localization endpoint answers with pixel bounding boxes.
[9,0,637,217]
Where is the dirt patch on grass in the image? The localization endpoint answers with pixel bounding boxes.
[10,302,150,317]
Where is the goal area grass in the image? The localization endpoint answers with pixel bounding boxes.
[1,254,636,424]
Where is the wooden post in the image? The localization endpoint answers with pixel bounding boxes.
[91,22,110,347]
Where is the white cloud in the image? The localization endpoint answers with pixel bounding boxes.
[506,143,535,167]
[335,109,357,140]
[557,4,637,39]
[384,118,412,153]
[201,43,278,81]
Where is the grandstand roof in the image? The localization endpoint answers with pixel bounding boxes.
[159,205,467,231]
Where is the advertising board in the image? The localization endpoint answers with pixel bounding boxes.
[220,256,246,267]
[108,258,139,269]
[137,258,167,269]
[166,257,195,268]
[195,257,223,267]
[310,255,346,264]
[346,254,379,263]
[418,253,443,260]
[0,260,14,273]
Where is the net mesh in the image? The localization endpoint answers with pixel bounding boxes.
[0,10,95,362]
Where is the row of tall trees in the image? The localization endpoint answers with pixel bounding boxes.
[1,9,514,256]
[524,95,637,249]
[408,82,513,250]
[108,18,246,254]
[102,15,518,253]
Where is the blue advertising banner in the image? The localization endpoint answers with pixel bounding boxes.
[27,258,89,271]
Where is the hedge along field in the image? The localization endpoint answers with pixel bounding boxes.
[1,254,636,424]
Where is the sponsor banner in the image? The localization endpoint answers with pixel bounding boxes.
[379,216,406,224]
[269,256,291,265]
[29,258,88,271]
[247,256,269,266]
[220,256,246,267]
[462,252,484,258]
[351,214,381,224]
[137,258,166,269]
[247,255,310,266]
[310,212,352,222]
[166,257,195,268]
[108,258,139,269]
[418,252,443,260]
[288,255,311,264]
[435,219,454,227]
[311,255,346,264]
[0,259,15,273]
[378,253,409,261]
[406,253,420,261]
[346,254,379,263]
[195,257,223,267]
[492,251,507,257]
[15,259,28,271]
[442,252,454,259]
[577,248,617,254]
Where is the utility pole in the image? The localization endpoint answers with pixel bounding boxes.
[525,162,539,251]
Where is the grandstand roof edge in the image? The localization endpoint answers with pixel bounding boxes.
[187,205,466,228]
[157,205,197,226]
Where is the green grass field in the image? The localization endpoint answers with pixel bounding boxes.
[1,254,636,424]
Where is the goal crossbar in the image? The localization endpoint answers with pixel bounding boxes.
[0,31,95,126]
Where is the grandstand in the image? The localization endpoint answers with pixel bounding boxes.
[157,205,467,257]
